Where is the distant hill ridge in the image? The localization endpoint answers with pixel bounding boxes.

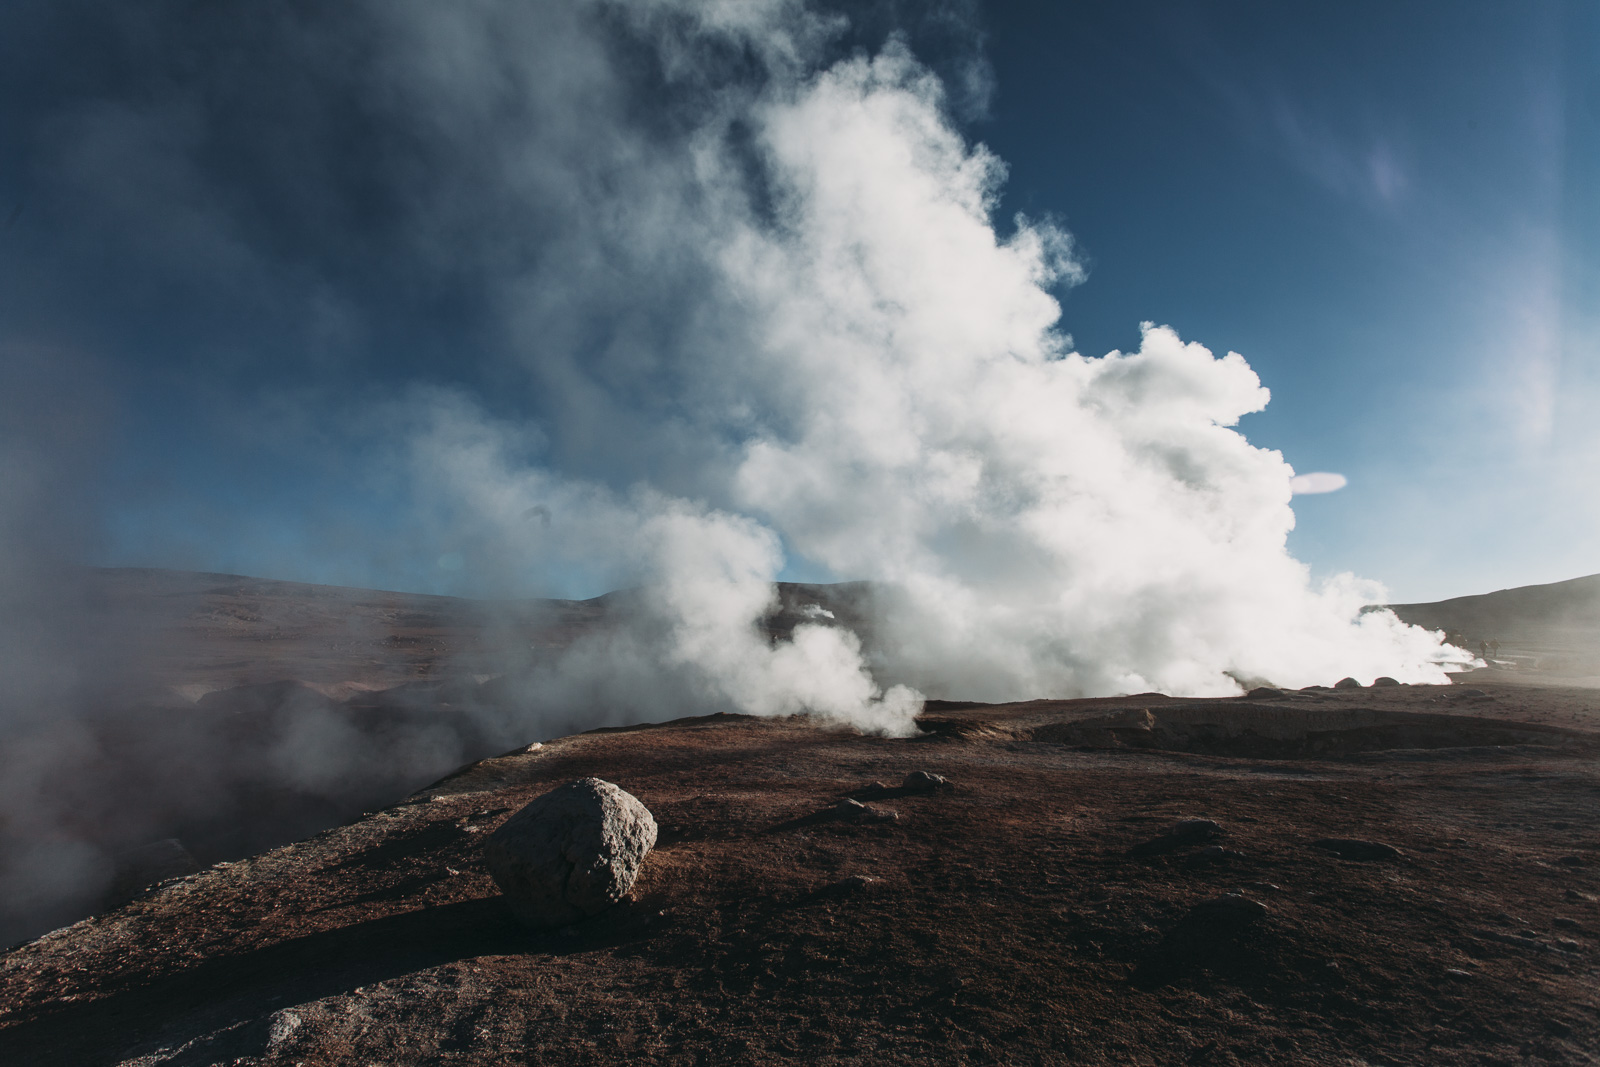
[1386,573,1600,657]
[86,565,1600,677]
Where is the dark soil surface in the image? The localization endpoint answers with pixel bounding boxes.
[3,681,1598,1066]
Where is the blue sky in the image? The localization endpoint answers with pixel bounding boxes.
[1,0,1594,604]
[975,0,1597,601]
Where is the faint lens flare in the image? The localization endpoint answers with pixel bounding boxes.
[1289,471,1348,495]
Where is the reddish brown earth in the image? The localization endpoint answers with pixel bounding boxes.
[2,681,1598,1066]
[0,569,876,947]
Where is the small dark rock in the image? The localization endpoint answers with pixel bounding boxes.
[901,770,952,793]
[1183,845,1246,867]
[832,798,898,823]
[1186,893,1269,924]
[1555,855,1584,867]
[1371,676,1400,686]
[1333,677,1362,689]
[1169,818,1223,843]
[1245,687,1285,700]
[1312,838,1402,861]
[1127,818,1223,857]
[831,874,878,893]
[1552,917,1580,929]
[1135,894,1270,987]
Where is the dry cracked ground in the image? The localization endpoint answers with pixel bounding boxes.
[3,681,1599,1066]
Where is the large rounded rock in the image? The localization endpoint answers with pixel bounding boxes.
[482,778,657,928]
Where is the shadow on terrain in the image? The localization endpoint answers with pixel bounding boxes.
[0,896,661,1065]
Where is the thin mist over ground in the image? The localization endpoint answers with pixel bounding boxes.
[0,0,1476,942]
[0,566,882,945]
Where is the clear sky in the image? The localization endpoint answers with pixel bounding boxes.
[976,0,1599,602]
[0,0,1594,604]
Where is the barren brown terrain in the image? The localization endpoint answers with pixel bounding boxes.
[3,678,1599,1066]
[0,569,872,946]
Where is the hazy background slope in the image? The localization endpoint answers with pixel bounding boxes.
[1387,573,1600,675]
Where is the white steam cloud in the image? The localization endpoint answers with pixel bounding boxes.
[0,0,1471,942]
[375,8,1459,725]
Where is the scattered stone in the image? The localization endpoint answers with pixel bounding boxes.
[1244,687,1285,699]
[464,806,511,826]
[1127,818,1223,856]
[1455,688,1490,699]
[1443,968,1474,979]
[266,1009,303,1050]
[1169,818,1223,843]
[1564,889,1597,903]
[1333,677,1362,689]
[1311,838,1402,861]
[1553,917,1580,929]
[1556,938,1582,951]
[831,874,878,893]
[1372,676,1400,687]
[482,778,657,929]
[110,838,201,901]
[1555,855,1585,867]
[901,770,952,794]
[831,798,899,823]
[1183,845,1246,867]
[524,742,543,753]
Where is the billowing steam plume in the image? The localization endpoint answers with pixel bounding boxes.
[0,0,1465,940]
[378,3,1460,731]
